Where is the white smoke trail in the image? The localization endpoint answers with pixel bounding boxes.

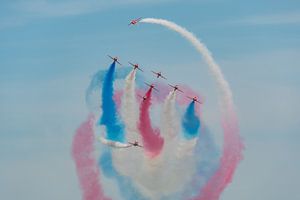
[141,18,234,113]
[121,69,139,141]
[111,69,145,196]
[161,91,198,157]
[98,137,132,148]
[161,91,179,140]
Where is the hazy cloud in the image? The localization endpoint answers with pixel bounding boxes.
[0,0,176,29]
[232,11,300,25]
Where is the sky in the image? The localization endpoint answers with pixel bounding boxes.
[0,0,300,199]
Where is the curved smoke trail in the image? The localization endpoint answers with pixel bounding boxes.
[86,67,131,113]
[138,88,164,157]
[112,69,145,190]
[141,18,233,112]
[175,101,200,160]
[99,150,147,200]
[98,137,132,148]
[121,69,139,141]
[100,61,124,142]
[161,91,179,140]
[141,18,243,200]
[182,102,201,140]
[80,63,220,199]
[98,62,146,200]
[71,115,111,200]
[115,88,197,200]
[197,111,242,200]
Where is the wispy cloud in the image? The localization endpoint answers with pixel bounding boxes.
[0,0,174,29]
[16,0,107,18]
[232,11,300,25]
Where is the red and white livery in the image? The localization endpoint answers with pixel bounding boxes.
[108,55,122,65]
[187,96,203,104]
[128,17,142,26]
[129,62,143,71]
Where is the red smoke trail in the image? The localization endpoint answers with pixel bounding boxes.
[72,115,111,200]
[138,88,164,157]
[194,110,244,200]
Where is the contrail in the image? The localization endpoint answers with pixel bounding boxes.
[141,18,243,200]
[138,88,164,157]
[121,69,139,141]
[71,115,111,200]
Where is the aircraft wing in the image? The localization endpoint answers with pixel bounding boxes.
[138,94,145,99]
[116,60,122,66]
[177,88,184,93]
[151,71,158,75]
[161,75,167,80]
[187,96,194,100]
[195,100,203,104]
[144,82,152,87]
[153,87,159,92]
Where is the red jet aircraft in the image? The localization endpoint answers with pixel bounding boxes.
[129,62,143,71]
[168,84,184,93]
[128,17,142,26]
[152,71,167,80]
[129,141,143,148]
[187,96,203,104]
[108,55,122,65]
[145,82,159,92]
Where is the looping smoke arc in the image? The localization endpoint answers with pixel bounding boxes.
[72,18,243,200]
[141,18,244,200]
[138,88,164,157]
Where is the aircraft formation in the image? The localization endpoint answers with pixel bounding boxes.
[108,54,202,105]
[106,54,203,148]
[102,18,203,149]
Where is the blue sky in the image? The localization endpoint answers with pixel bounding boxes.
[0,0,299,199]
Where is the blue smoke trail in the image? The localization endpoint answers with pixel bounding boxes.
[182,102,201,139]
[86,66,145,112]
[100,61,124,142]
[100,150,148,200]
